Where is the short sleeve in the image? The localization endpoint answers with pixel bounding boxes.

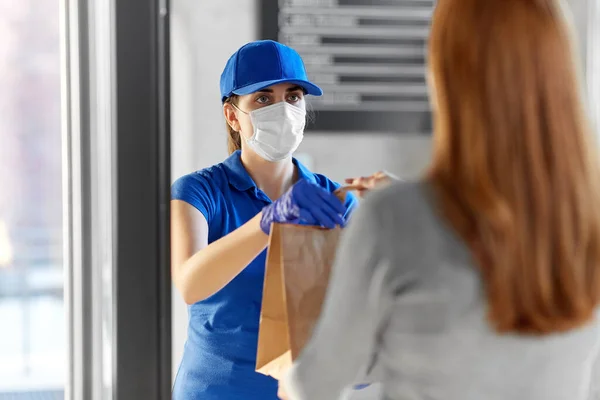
[171,172,217,223]
[281,192,394,399]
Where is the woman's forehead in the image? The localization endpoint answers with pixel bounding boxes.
[252,83,304,94]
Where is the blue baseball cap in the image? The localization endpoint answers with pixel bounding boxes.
[220,40,323,102]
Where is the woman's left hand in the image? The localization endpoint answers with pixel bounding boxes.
[345,171,398,198]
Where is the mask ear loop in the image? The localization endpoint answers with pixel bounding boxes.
[230,102,259,147]
[225,102,247,138]
[231,103,249,115]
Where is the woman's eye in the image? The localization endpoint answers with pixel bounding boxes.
[287,93,302,103]
[256,95,270,104]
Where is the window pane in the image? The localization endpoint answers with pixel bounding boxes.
[0,0,64,398]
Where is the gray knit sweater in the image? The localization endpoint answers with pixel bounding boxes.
[283,181,600,400]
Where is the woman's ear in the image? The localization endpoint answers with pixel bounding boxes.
[223,103,241,132]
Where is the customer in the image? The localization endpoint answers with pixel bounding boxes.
[278,0,600,398]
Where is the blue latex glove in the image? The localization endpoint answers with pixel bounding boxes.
[260,179,346,234]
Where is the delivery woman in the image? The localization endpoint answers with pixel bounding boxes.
[170,40,359,399]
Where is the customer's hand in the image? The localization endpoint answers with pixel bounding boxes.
[345,171,398,198]
[260,179,347,234]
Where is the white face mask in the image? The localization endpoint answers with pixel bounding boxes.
[237,102,306,162]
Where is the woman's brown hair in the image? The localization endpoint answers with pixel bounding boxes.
[427,0,600,334]
[224,95,242,155]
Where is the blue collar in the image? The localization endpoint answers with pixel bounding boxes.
[222,150,317,192]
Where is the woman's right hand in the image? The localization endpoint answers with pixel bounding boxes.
[260,179,346,234]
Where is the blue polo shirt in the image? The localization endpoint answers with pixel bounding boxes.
[171,150,356,400]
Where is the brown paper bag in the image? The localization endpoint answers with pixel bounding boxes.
[255,188,353,380]
[256,223,342,380]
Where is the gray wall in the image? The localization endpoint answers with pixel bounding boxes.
[170,0,265,379]
[170,0,596,384]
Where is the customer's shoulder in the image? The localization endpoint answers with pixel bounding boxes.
[358,180,442,242]
[362,180,431,216]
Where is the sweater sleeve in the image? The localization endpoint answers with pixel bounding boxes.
[281,194,395,399]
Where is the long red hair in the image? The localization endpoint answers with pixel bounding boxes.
[427,0,600,334]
